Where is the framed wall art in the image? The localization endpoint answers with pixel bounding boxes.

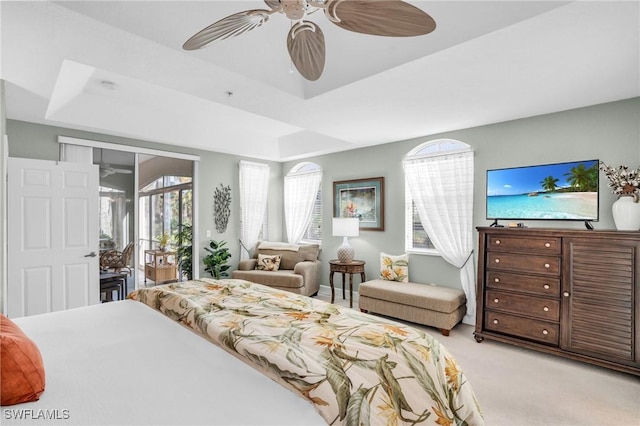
[333,177,384,231]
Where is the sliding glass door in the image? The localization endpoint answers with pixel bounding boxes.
[138,155,193,284]
[57,136,200,292]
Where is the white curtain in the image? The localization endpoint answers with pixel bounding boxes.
[284,170,322,244]
[403,150,476,324]
[115,194,127,250]
[59,144,93,163]
[239,160,270,260]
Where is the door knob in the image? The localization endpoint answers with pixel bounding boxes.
[84,252,97,258]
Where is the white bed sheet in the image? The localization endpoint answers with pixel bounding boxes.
[5,301,325,426]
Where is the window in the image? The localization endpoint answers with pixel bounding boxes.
[138,175,193,257]
[404,139,472,255]
[257,203,268,241]
[99,185,126,248]
[239,160,270,258]
[140,176,192,192]
[303,189,322,242]
[285,162,322,243]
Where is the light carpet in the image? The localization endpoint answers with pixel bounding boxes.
[317,286,640,426]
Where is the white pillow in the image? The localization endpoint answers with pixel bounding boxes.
[256,254,282,271]
[380,252,409,283]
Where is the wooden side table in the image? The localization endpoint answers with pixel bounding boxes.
[329,260,366,308]
[144,250,178,284]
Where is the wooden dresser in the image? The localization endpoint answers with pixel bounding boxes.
[475,227,640,376]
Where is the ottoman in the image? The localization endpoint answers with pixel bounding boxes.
[359,279,467,336]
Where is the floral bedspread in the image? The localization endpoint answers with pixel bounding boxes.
[128,279,484,426]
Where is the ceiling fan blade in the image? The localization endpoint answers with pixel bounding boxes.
[183,9,271,50]
[100,168,114,178]
[264,0,282,12]
[112,168,132,174]
[325,0,436,37]
[287,21,325,81]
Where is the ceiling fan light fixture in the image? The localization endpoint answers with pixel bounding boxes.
[282,0,309,20]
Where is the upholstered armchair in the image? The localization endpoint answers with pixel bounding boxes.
[231,242,320,297]
[100,242,135,276]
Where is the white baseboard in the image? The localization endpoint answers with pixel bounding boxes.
[318,284,359,301]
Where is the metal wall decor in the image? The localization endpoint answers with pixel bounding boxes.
[214,184,232,233]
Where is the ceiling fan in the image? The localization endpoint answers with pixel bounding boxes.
[182,0,436,81]
[97,149,133,178]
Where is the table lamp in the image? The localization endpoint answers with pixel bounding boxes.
[332,217,359,263]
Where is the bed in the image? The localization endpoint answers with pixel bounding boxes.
[5,299,324,425]
[6,278,484,425]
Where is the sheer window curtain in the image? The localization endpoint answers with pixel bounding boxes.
[239,160,270,260]
[403,150,476,324]
[284,170,322,244]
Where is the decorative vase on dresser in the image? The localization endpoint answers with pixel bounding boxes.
[475,227,640,376]
[611,195,640,231]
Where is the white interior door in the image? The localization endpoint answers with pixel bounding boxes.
[7,158,99,318]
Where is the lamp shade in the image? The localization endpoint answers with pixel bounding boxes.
[332,217,359,237]
[333,218,359,263]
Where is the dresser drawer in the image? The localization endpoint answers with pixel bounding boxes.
[487,252,560,276]
[487,271,560,297]
[485,311,559,345]
[486,289,560,321]
[488,235,561,254]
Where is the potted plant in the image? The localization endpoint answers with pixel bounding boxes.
[174,224,193,280]
[158,233,170,251]
[203,240,231,279]
[600,162,640,230]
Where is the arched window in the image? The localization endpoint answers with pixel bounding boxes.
[285,162,322,243]
[404,139,472,254]
[403,138,476,325]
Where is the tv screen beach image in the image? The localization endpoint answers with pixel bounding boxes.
[487,160,599,220]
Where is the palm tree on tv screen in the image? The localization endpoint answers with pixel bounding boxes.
[564,163,599,191]
[541,176,559,192]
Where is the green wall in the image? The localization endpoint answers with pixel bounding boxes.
[6,119,285,279]
[6,97,640,296]
[284,97,640,291]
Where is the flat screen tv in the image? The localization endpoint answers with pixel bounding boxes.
[486,159,599,224]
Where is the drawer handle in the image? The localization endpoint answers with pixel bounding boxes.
[493,319,499,325]
[542,329,549,335]
[494,277,500,283]
[493,298,499,303]
[563,292,570,297]
[543,284,550,290]
[544,263,550,268]
[494,258,500,263]
[495,240,501,245]
[543,306,549,312]
[544,242,551,248]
